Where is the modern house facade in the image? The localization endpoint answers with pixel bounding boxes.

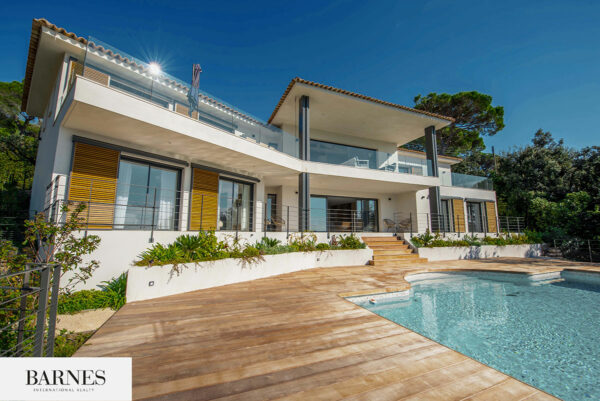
[22,19,501,285]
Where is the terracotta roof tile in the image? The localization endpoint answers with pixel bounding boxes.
[267,77,455,124]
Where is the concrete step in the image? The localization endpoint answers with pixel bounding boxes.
[373,252,414,260]
[361,236,401,243]
[363,240,407,246]
[370,244,410,251]
[369,257,428,266]
[373,248,412,255]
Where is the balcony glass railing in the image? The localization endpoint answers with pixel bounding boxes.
[440,172,494,190]
[78,36,299,158]
[310,141,432,176]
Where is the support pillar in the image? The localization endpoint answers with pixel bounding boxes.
[298,96,310,231]
[425,125,441,230]
[298,173,310,231]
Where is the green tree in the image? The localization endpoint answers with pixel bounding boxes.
[407,91,504,156]
[493,130,599,239]
[0,81,39,193]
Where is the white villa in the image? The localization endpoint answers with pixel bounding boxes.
[22,19,501,285]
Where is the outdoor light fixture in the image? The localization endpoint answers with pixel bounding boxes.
[148,62,162,76]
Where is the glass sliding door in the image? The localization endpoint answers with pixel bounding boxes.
[356,199,378,232]
[114,159,180,230]
[467,201,484,233]
[218,178,253,231]
[310,196,327,232]
[309,195,378,232]
[440,199,454,232]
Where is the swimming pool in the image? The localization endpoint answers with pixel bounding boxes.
[350,271,600,401]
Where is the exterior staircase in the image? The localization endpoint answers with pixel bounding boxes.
[362,236,428,266]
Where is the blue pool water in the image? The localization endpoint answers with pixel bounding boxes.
[351,272,600,401]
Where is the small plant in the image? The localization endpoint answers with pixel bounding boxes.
[53,330,94,357]
[337,234,366,249]
[288,232,317,252]
[316,242,331,251]
[136,243,184,266]
[23,203,101,292]
[256,237,281,249]
[99,272,127,310]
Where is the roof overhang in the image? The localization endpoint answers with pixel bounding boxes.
[22,19,88,116]
[269,78,454,146]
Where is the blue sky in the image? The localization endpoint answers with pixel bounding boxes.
[1,0,598,151]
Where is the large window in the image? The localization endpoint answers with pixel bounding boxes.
[218,178,253,231]
[309,195,378,232]
[114,159,180,230]
[310,140,377,169]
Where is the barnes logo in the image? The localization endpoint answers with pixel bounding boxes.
[1,358,131,401]
[27,369,107,386]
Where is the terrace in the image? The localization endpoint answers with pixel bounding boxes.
[75,258,599,400]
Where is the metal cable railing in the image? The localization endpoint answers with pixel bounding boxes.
[0,263,61,358]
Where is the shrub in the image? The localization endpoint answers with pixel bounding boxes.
[316,243,331,251]
[288,232,317,252]
[57,273,128,314]
[57,290,107,314]
[53,330,94,357]
[136,243,183,266]
[99,273,127,310]
[338,234,366,249]
[410,231,542,248]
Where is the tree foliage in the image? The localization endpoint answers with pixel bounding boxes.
[408,91,504,156]
[0,80,39,213]
[493,130,599,239]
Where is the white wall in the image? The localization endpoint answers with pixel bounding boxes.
[63,229,384,290]
[416,244,542,261]
[126,248,373,302]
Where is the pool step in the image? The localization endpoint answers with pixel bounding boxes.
[362,236,427,266]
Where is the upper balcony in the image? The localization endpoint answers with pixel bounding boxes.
[440,171,494,190]
[310,140,432,176]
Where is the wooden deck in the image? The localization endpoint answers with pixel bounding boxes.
[77,258,600,400]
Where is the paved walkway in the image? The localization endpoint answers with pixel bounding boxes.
[77,258,599,400]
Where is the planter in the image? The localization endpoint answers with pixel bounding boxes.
[126,249,372,302]
[416,244,542,261]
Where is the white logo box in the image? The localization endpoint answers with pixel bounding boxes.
[0,358,132,401]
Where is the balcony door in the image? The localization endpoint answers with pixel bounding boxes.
[114,159,180,230]
[466,201,485,233]
[218,178,253,231]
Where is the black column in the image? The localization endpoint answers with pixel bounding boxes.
[424,125,438,177]
[425,125,441,227]
[298,173,310,231]
[298,96,310,231]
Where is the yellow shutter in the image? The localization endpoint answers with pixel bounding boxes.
[485,201,498,233]
[452,199,466,233]
[189,168,219,231]
[68,142,120,229]
[83,66,110,86]
[68,60,83,91]
[175,103,189,115]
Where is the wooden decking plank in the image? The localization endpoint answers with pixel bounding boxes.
[74,257,594,400]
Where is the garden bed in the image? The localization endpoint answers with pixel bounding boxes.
[126,248,373,302]
[415,244,542,261]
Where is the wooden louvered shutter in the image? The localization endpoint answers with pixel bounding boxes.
[452,198,466,233]
[485,201,498,233]
[68,142,120,229]
[68,60,83,90]
[83,66,110,86]
[189,168,219,231]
